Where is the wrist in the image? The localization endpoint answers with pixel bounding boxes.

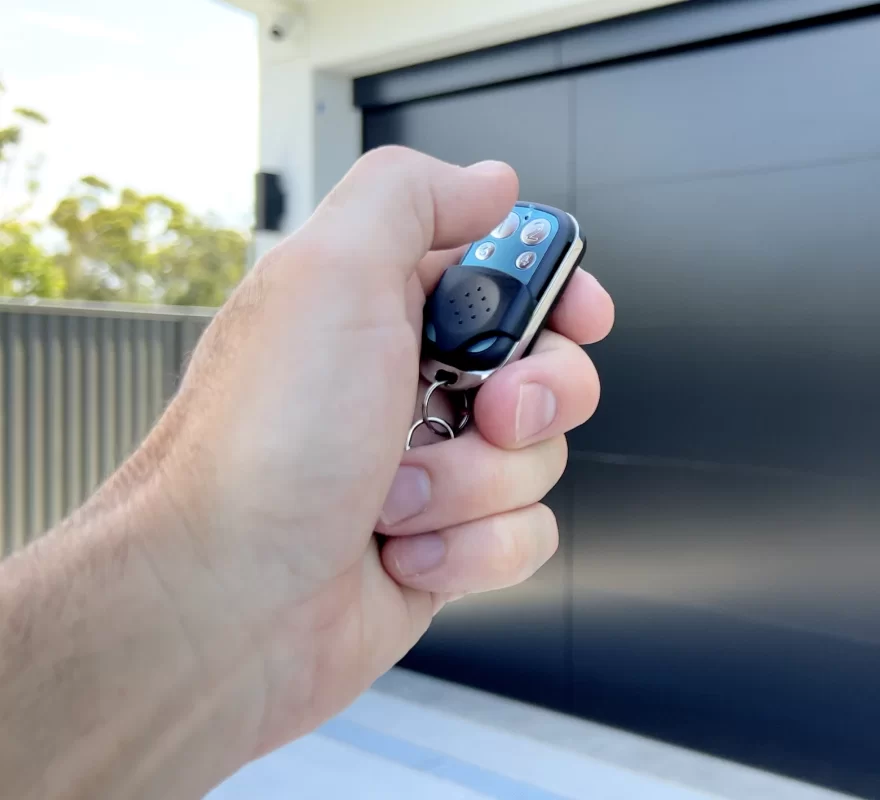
[117,442,270,784]
[131,407,324,765]
[0,440,266,798]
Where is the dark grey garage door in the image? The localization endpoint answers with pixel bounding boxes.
[358,2,880,795]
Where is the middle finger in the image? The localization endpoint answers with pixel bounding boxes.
[376,432,567,536]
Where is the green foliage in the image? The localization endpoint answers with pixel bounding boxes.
[49,179,247,305]
[0,220,66,298]
[0,81,248,307]
[0,125,21,157]
[13,107,48,125]
[80,175,111,191]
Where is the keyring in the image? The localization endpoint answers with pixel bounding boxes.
[422,379,471,436]
[406,416,455,451]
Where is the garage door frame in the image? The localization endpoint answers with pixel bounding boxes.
[354,0,879,110]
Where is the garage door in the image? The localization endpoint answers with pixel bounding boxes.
[358,2,880,796]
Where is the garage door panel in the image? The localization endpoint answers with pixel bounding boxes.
[569,458,880,795]
[578,162,880,330]
[567,17,880,795]
[570,160,880,474]
[363,78,573,211]
[570,321,880,476]
[574,17,880,186]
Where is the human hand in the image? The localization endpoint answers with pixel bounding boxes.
[146,146,613,767]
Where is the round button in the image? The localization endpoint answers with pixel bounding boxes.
[490,212,520,239]
[520,218,551,246]
[515,251,537,270]
[475,242,495,260]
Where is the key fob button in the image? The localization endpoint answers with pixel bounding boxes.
[490,212,520,239]
[520,218,551,246]
[475,242,496,260]
[515,251,536,270]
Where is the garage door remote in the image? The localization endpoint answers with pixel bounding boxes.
[410,202,585,448]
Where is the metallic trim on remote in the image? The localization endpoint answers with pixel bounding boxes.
[420,214,584,390]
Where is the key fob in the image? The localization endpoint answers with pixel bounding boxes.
[421,202,585,389]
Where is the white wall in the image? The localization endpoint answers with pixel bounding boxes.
[245,0,684,259]
[307,0,679,73]
[252,20,363,259]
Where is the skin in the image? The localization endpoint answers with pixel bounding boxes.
[0,146,614,799]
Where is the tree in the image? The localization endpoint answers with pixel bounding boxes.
[0,220,66,298]
[0,79,248,307]
[50,179,247,305]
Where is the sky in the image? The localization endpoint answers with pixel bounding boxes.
[0,0,258,229]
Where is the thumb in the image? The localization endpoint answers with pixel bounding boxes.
[300,146,519,283]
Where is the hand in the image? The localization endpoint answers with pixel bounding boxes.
[143,147,613,768]
[382,260,614,600]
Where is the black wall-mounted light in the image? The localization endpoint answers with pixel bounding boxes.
[255,171,286,232]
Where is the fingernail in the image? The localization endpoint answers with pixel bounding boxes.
[394,534,446,577]
[516,383,557,442]
[380,466,431,527]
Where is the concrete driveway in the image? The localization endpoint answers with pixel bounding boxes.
[207,669,855,800]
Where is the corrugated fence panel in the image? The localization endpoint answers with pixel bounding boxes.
[46,316,64,529]
[4,314,26,553]
[26,313,46,540]
[0,315,5,554]
[0,299,215,558]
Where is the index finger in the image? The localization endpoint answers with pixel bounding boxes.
[549,269,614,345]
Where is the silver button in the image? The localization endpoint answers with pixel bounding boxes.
[520,218,551,246]
[490,212,519,239]
[475,242,495,260]
[515,251,537,270]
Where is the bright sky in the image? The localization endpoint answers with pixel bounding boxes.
[0,0,258,229]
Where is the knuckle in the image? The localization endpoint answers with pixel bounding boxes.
[489,514,536,584]
[357,145,416,173]
[527,437,568,501]
[578,356,602,421]
[535,504,560,562]
[353,146,434,252]
[480,458,512,507]
[546,435,568,483]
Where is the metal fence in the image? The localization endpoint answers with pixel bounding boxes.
[0,298,214,557]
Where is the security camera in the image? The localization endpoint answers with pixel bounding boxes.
[268,4,306,42]
[269,12,291,40]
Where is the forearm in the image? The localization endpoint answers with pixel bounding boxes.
[0,459,261,799]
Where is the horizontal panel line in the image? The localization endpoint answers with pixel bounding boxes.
[568,449,872,482]
[579,150,880,190]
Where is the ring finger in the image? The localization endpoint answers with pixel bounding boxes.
[382,503,559,595]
